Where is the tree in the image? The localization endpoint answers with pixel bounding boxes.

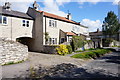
[102,11,119,46]
[102,11,119,38]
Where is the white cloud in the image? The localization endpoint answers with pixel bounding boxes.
[113,0,119,5]
[81,19,102,32]
[55,0,71,6]
[0,0,67,16]
[0,0,35,12]
[40,0,67,17]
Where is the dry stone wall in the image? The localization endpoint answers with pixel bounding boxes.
[0,38,28,65]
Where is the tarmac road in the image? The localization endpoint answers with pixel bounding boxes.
[74,51,120,79]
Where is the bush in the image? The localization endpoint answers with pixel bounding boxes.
[71,36,85,51]
[88,48,94,50]
[56,44,68,55]
[66,45,73,54]
[72,49,111,59]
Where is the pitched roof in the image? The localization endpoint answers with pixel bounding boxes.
[89,31,103,36]
[0,6,33,20]
[66,32,76,36]
[38,10,81,25]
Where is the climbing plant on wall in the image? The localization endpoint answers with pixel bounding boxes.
[71,35,85,51]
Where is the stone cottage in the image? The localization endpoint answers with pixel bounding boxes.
[0,2,89,52]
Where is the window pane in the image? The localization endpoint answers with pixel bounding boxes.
[52,21,54,27]
[0,15,2,24]
[55,21,57,27]
[53,38,55,44]
[27,21,29,23]
[49,20,51,26]
[23,24,25,26]
[49,38,52,44]
[3,17,7,24]
[22,20,25,26]
[26,21,29,27]
[55,38,57,44]
[27,24,29,27]
[23,20,25,23]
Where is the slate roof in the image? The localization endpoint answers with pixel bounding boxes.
[0,6,33,20]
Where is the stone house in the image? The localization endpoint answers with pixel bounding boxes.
[0,2,89,52]
[89,29,103,48]
[27,7,89,52]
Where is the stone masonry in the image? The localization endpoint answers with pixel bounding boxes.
[0,38,28,65]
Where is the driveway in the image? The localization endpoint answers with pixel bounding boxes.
[2,52,87,78]
[2,51,119,79]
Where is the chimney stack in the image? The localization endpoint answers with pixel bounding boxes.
[33,1,39,10]
[67,13,72,20]
[3,2,11,11]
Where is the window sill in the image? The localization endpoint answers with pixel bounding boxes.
[1,24,8,26]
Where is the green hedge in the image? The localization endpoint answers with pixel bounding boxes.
[66,45,73,54]
[71,49,111,59]
[71,36,85,51]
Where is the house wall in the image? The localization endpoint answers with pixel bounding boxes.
[43,17,89,45]
[0,15,33,41]
[27,7,44,52]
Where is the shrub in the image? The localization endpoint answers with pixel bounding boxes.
[56,44,68,55]
[86,52,97,59]
[66,45,73,54]
[88,48,94,50]
[71,35,85,51]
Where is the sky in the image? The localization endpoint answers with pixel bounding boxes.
[0,0,119,32]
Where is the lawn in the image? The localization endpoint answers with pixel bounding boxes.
[71,49,112,59]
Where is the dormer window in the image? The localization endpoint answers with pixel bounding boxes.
[0,15,7,25]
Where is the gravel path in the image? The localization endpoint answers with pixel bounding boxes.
[2,51,119,79]
[2,52,90,78]
[29,52,89,68]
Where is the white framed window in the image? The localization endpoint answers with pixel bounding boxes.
[49,38,57,44]
[0,15,8,25]
[22,20,29,27]
[22,20,25,26]
[49,20,52,26]
[26,21,29,27]
[0,15,2,24]
[49,20,57,27]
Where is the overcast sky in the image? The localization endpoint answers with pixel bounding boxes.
[0,0,119,32]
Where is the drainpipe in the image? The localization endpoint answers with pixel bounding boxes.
[45,17,46,44]
[11,17,12,41]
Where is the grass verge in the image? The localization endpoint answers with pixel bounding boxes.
[71,49,112,59]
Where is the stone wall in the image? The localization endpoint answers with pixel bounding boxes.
[43,45,58,54]
[109,40,120,47]
[0,38,28,65]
